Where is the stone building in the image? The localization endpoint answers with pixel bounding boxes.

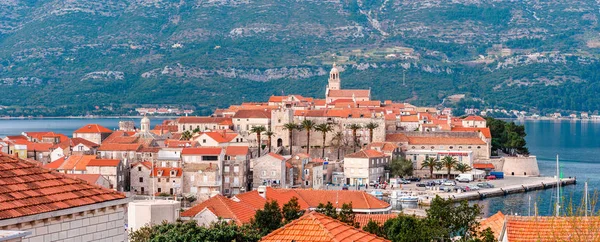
[151,167,183,196]
[72,124,113,145]
[85,159,126,191]
[286,153,324,189]
[130,161,152,195]
[344,149,390,186]
[0,153,130,242]
[175,117,232,132]
[181,147,224,200]
[251,153,290,189]
[222,146,250,196]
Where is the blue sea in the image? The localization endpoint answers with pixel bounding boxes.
[0,118,598,216]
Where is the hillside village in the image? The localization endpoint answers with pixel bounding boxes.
[0,64,542,241]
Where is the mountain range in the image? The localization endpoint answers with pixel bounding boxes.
[2,0,600,116]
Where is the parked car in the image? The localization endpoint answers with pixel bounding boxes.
[457,177,471,183]
[467,185,480,191]
[408,177,421,182]
[442,181,456,186]
[342,186,349,190]
[477,182,495,188]
[416,183,427,187]
[400,179,411,184]
[485,175,497,180]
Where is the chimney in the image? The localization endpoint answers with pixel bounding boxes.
[257,185,267,199]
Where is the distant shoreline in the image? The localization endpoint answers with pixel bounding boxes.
[0,116,181,120]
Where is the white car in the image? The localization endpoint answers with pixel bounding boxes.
[442,181,456,186]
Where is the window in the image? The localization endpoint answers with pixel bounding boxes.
[203,175,208,182]
[202,156,218,161]
[234,177,239,184]
[304,169,309,175]
[161,161,166,167]
[158,188,162,193]
[224,166,230,172]
[138,167,142,171]
[234,166,239,173]
[190,176,195,182]
[139,177,143,182]
[203,139,206,143]
[449,146,453,149]
[158,178,161,182]
[141,187,144,193]
[225,177,230,183]
[262,171,266,176]
[477,146,481,149]
[271,171,276,176]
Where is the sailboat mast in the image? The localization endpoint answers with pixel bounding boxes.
[556,154,560,217]
[585,181,589,217]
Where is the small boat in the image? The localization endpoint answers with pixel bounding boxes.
[390,191,419,203]
[370,190,384,199]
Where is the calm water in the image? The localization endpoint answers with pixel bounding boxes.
[0,118,598,216]
[479,120,600,217]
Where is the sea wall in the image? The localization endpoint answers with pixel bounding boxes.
[502,156,540,177]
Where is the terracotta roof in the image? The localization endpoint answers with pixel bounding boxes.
[131,161,153,170]
[43,157,64,169]
[53,138,99,150]
[233,109,272,119]
[407,136,486,145]
[153,124,179,132]
[98,143,142,151]
[200,131,238,143]
[451,127,492,139]
[267,153,286,161]
[328,89,371,98]
[473,163,495,169]
[4,135,27,141]
[464,115,486,121]
[354,214,398,227]
[151,167,182,178]
[225,146,249,156]
[73,124,113,134]
[504,215,600,242]
[180,194,257,225]
[181,147,223,155]
[64,174,103,185]
[385,133,409,143]
[260,212,389,242]
[480,212,504,239]
[365,142,398,153]
[0,153,126,220]
[165,139,196,148]
[285,161,293,169]
[87,159,120,167]
[345,149,387,158]
[176,116,230,124]
[26,142,53,152]
[50,155,96,171]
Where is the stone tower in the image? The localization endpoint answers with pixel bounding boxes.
[140,115,150,133]
[327,63,341,91]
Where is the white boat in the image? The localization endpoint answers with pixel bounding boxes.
[390,191,419,203]
[370,190,384,199]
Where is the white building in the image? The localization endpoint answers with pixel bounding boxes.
[343,149,390,186]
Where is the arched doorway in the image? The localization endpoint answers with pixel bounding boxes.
[277,138,283,147]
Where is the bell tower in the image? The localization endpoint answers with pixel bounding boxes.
[327,63,341,91]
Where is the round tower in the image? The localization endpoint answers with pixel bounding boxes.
[141,115,150,132]
[327,63,341,91]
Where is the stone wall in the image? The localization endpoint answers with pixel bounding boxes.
[501,156,540,177]
[3,205,127,242]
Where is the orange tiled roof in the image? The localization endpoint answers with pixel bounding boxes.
[53,137,99,150]
[504,215,600,241]
[131,161,152,170]
[451,127,492,139]
[233,109,272,119]
[225,146,249,156]
[0,153,126,219]
[44,157,64,169]
[365,142,398,153]
[87,159,120,167]
[180,194,257,225]
[345,149,387,158]
[98,143,142,151]
[176,116,230,124]
[328,89,370,98]
[354,214,398,227]
[473,163,495,169]
[385,133,409,143]
[4,135,28,141]
[73,124,113,133]
[151,167,182,178]
[181,147,222,155]
[267,153,286,161]
[26,142,53,152]
[52,155,96,171]
[407,136,486,145]
[480,211,504,239]
[260,212,389,242]
[464,115,486,121]
[64,174,103,185]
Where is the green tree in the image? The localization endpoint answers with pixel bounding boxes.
[338,202,357,227]
[301,119,316,154]
[282,196,304,223]
[250,125,266,157]
[390,157,414,178]
[365,122,379,143]
[440,156,459,178]
[330,131,345,160]
[181,130,192,141]
[426,196,482,240]
[362,220,385,237]
[421,157,439,178]
[315,201,337,219]
[129,220,262,242]
[455,163,472,174]
[192,127,201,134]
[264,130,275,153]
[348,124,362,152]
[383,215,434,242]
[283,122,298,155]
[480,227,496,242]
[314,123,333,158]
[252,200,283,235]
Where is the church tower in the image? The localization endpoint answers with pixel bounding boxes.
[140,115,150,133]
[327,63,341,91]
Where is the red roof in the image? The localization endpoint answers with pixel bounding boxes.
[44,157,64,170]
[73,124,113,134]
[53,138,99,150]
[260,212,389,242]
[180,194,257,225]
[480,212,504,239]
[131,161,153,170]
[233,109,272,119]
[87,159,120,167]
[345,149,388,158]
[266,153,286,161]
[98,143,142,151]
[177,116,230,124]
[504,215,600,241]
[225,146,249,156]
[365,142,398,153]
[354,214,398,227]
[464,115,486,121]
[64,174,103,185]
[151,167,182,178]
[328,89,371,98]
[0,153,126,220]
[407,136,486,145]
[473,163,495,169]
[26,142,53,152]
[385,133,409,143]
[181,147,223,155]
[451,127,492,139]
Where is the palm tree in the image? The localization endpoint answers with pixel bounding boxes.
[301,120,316,154]
[421,157,439,179]
[283,122,298,155]
[365,122,379,143]
[330,131,344,160]
[314,123,333,158]
[348,124,362,152]
[454,163,472,174]
[181,130,192,140]
[250,126,266,157]
[264,130,275,153]
[440,156,459,179]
